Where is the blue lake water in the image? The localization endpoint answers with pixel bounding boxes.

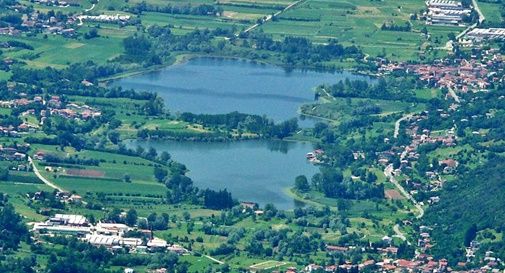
[112,57,369,122]
[116,57,370,209]
[129,139,316,210]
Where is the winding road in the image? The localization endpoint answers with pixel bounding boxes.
[84,0,99,12]
[393,224,409,244]
[393,113,414,138]
[385,164,424,245]
[384,164,424,219]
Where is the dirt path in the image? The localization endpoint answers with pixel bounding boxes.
[447,86,461,103]
[238,0,305,35]
[84,0,99,12]
[29,156,65,192]
[204,255,224,265]
[393,224,410,244]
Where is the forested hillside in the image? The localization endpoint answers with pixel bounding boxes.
[425,155,505,261]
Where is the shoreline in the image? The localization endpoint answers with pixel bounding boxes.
[98,53,369,84]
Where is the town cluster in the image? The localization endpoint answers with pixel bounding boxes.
[0,2,132,38]
[378,49,504,93]
[299,236,503,273]
[0,93,101,134]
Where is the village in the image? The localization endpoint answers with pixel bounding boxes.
[378,48,503,93]
[0,91,101,137]
[0,2,133,39]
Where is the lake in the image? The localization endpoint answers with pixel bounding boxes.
[112,57,369,122]
[129,139,317,210]
[115,57,370,209]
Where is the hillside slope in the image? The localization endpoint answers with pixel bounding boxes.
[424,155,505,261]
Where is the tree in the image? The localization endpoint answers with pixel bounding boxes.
[125,209,137,226]
[123,35,152,61]
[123,174,131,183]
[416,153,430,175]
[366,172,377,183]
[203,189,234,210]
[143,96,164,116]
[0,167,8,180]
[0,204,28,251]
[154,166,168,182]
[107,208,122,223]
[146,147,158,159]
[107,131,120,144]
[294,175,310,192]
[84,28,99,39]
[160,151,171,163]
[464,224,477,247]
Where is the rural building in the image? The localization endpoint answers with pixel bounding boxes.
[466,28,505,42]
[425,0,470,26]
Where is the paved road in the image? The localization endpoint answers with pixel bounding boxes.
[384,164,424,219]
[29,156,65,192]
[456,0,485,39]
[320,87,336,101]
[393,113,414,138]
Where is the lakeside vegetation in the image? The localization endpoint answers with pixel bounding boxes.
[1,0,505,271]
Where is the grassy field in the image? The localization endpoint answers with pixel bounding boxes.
[0,182,53,221]
[0,0,457,74]
[256,0,436,60]
[478,1,503,25]
[0,33,124,68]
[301,97,424,125]
[28,144,169,210]
[0,70,12,81]
[68,95,213,138]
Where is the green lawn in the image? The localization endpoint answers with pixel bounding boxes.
[478,1,503,25]
[0,70,12,81]
[0,33,125,68]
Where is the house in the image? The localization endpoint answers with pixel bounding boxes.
[85,234,121,248]
[49,214,89,226]
[95,222,130,236]
[326,245,349,252]
[167,244,188,255]
[147,237,168,250]
[439,158,459,173]
[34,151,46,160]
[240,201,257,210]
[32,222,91,235]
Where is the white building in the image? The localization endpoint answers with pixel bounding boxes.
[95,222,130,236]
